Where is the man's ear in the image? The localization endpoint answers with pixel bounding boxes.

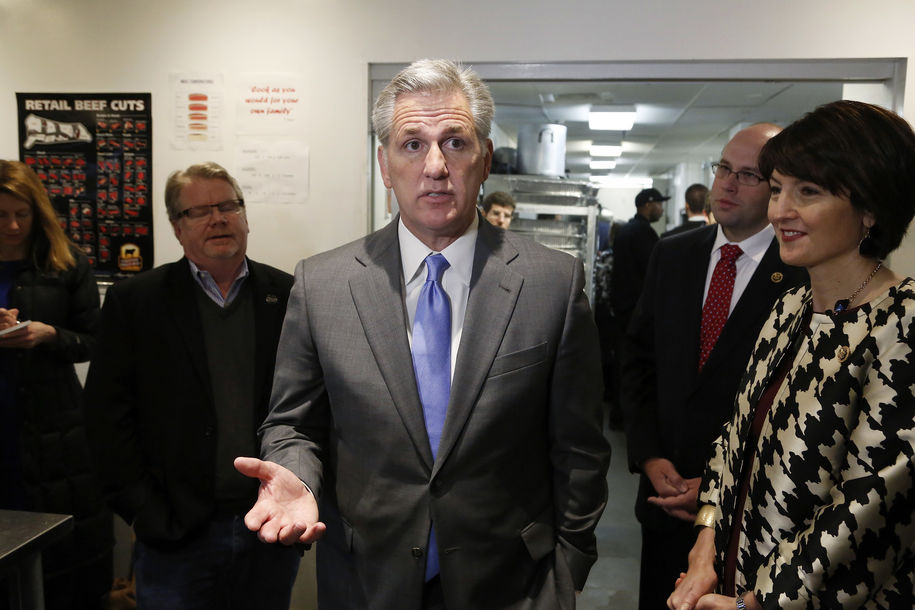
[377,145,393,188]
[481,139,494,182]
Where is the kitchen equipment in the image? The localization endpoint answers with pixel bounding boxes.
[517,124,566,177]
[484,173,600,302]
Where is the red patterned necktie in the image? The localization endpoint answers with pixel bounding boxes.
[699,244,742,369]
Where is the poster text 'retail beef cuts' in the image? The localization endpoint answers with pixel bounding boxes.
[17,92,153,279]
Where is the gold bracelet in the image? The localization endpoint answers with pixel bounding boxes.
[694,504,715,528]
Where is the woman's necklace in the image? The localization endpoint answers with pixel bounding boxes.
[833,261,883,312]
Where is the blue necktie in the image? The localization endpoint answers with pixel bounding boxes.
[411,253,451,581]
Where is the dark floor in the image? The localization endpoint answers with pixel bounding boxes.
[577,427,641,610]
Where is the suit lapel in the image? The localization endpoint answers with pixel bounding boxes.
[700,237,790,376]
[680,228,716,372]
[434,221,522,475]
[164,259,214,406]
[349,221,436,469]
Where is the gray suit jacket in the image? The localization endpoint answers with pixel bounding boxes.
[260,216,610,610]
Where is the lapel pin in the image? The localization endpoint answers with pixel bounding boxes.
[266,294,278,304]
[770,272,784,283]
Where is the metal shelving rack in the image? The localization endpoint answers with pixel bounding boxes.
[484,175,599,302]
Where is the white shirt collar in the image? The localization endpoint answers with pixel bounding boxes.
[712,223,774,260]
[398,214,478,286]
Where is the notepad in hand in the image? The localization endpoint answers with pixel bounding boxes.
[0,320,31,336]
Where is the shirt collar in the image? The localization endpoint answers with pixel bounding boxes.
[399,214,478,286]
[187,257,250,307]
[187,257,249,282]
[712,223,774,259]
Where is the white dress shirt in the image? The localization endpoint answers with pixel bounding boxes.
[399,215,478,380]
[703,224,775,316]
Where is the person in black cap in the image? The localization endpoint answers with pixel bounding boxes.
[603,188,667,429]
[609,187,668,331]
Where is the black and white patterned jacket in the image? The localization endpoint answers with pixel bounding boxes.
[699,279,915,608]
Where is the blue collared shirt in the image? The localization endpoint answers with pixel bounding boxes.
[188,258,250,307]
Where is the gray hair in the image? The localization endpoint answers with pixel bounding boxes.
[372,59,494,147]
[164,161,244,221]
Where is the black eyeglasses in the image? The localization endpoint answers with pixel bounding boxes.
[711,162,764,187]
[177,199,245,220]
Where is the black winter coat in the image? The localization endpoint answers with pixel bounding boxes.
[3,248,112,601]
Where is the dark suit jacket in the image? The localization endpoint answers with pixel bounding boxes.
[661,219,706,238]
[610,214,659,325]
[260,216,610,610]
[621,225,806,529]
[84,257,293,547]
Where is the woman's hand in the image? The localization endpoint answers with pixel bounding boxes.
[0,308,20,328]
[668,527,718,609]
[0,320,56,349]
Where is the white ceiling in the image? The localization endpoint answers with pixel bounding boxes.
[488,80,844,179]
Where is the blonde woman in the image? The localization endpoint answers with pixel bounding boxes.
[0,160,111,609]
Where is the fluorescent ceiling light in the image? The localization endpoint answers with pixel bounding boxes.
[590,175,654,189]
[589,105,637,131]
[590,144,622,157]
[590,159,617,170]
[566,140,593,153]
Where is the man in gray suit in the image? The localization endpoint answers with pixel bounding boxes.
[235,59,610,609]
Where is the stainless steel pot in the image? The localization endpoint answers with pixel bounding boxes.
[517,123,567,177]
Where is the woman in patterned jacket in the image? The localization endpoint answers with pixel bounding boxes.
[669,100,915,610]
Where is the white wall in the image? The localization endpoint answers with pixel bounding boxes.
[2,0,914,275]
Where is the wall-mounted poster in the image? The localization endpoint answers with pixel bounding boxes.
[170,73,223,151]
[16,92,153,279]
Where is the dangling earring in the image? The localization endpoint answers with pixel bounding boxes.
[858,226,878,257]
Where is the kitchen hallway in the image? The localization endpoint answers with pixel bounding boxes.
[578,426,641,609]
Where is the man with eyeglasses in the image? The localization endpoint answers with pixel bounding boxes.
[84,162,299,609]
[620,124,807,610]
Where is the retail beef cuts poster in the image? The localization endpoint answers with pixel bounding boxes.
[16,92,153,278]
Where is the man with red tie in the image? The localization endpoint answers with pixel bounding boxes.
[620,123,807,610]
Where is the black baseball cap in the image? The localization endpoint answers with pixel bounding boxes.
[635,188,670,207]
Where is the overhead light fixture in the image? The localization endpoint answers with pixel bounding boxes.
[589,105,637,131]
[590,175,654,188]
[566,140,593,153]
[590,144,623,157]
[590,159,617,170]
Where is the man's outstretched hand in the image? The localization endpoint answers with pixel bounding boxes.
[234,457,327,545]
